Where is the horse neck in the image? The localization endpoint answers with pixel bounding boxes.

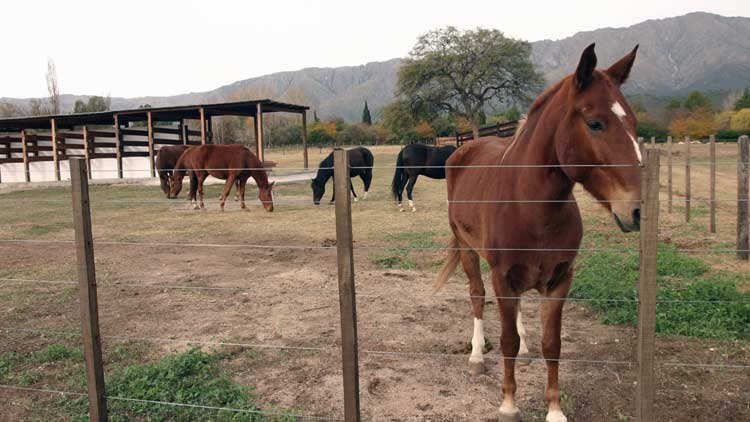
[314,167,333,184]
[248,157,270,188]
[503,90,575,203]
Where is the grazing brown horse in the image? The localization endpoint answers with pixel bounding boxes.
[435,44,641,422]
[169,144,275,212]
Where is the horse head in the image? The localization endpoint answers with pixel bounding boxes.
[258,181,275,212]
[168,171,184,199]
[554,43,642,232]
[311,177,325,205]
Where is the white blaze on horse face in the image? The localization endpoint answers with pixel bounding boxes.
[470,318,485,363]
[611,101,642,164]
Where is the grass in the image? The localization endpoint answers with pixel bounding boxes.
[368,231,441,270]
[67,348,296,422]
[571,243,750,339]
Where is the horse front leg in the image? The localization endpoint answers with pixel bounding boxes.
[361,170,372,200]
[196,172,208,210]
[239,178,248,210]
[189,171,199,210]
[350,179,358,203]
[541,270,573,422]
[234,179,241,201]
[493,269,522,422]
[219,175,237,211]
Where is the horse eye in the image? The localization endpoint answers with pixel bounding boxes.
[587,121,604,132]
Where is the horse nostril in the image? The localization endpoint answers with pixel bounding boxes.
[633,208,641,225]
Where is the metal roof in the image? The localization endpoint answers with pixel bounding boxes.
[0,99,309,131]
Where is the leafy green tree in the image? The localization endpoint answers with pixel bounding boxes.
[397,26,543,139]
[636,120,667,140]
[683,91,712,112]
[73,96,109,113]
[734,88,750,111]
[362,101,372,125]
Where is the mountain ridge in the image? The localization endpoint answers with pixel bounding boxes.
[3,12,749,122]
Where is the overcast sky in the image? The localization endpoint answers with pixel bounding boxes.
[2,0,748,99]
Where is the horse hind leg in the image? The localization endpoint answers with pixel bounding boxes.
[406,175,418,212]
[234,179,240,201]
[460,249,486,375]
[219,176,237,211]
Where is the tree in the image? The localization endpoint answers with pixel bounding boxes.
[313,111,320,123]
[46,59,60,114]
[0,101,24,118]
[669,109,717,138]
[729,109,750,132]
[683,91,712,112]
[361,101,372,125]
[734,88,750,111]
[397,26,543,139]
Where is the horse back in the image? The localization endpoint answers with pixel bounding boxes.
[446,137,511,199]
[156,145,190,171]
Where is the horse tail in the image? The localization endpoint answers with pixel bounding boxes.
[434,237,461,291]
[391,149,406,200]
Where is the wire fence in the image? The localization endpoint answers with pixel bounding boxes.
[1,142,749,421]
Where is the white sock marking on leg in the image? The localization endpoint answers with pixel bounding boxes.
[470,318,485,363]
[546,410,567,422]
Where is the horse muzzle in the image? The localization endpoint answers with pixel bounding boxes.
[613,208,640,233]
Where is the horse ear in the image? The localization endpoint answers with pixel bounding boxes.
[574,43,597,91]
[606,44,638,85]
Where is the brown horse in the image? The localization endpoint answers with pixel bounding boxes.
[435,44,641,422]
[155,145,191,197]
[169,144,275,212]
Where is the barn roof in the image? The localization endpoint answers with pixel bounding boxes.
[0,99,309,131]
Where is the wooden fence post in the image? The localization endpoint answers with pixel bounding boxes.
[21,129,30,182]
[738,136,749,260]
[685,136,691,222]
[51,118,61,181]
[83,126,92,179]
[114,114,123,179]
[147,112,155,178]
[710,135,716,233]
[333,149,361,422]
[667,136,673,213]
[70,158,108,421]
[636,149,659,422]
[638,136,645,157]
[301,111,309,170]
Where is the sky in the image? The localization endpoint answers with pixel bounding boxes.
[2,0,748,99]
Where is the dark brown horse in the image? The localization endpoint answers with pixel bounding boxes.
[169,144,275,212]
[155,145,190,197]
[435,44,641,422]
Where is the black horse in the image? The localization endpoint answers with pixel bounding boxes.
[311,147,374,205]
[391,144,456,212]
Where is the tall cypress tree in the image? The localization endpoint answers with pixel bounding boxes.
[362,101,372,125]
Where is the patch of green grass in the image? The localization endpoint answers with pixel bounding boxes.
[33,344,83,364]
[68,348,296,422]
[571,243,750,339]
[369,231,440,270]
[369,248,417,270]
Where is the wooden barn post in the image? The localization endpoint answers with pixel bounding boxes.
[256,103,265,164]
[70,158,109,422]
[685,136,691,222]
[710,135,717,233]
[114,114,123,179]
[179,120,187,145]
[333,148,361,422]
[83,125,91,179]
[638,136,645,157]
[738,136,749,260]
[667,136,673,213]
[51,118,60,181]
[147,112,155,178]
[636,148,659,422]
[301,110,309,169]
[21,129,30,182]
[199,107,207,145]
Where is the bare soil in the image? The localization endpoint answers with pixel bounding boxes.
[1,144,749,421]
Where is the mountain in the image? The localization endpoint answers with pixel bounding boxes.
[3,12,750,122]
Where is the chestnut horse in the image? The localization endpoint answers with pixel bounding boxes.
[169,144,274,212]
[435,44,641,422]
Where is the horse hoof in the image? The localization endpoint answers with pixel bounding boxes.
[499,407,521,422]
[399,208,405,213]
[468,361,485,375]
[546,410,567,422]
[411,208,417,213]
[516,352,532,367]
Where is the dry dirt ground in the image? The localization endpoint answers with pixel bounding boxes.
[1,144,749,421]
